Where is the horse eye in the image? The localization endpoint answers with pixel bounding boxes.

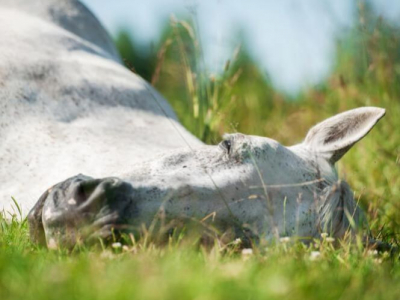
[220,139,232,154]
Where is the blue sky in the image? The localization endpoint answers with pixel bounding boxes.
[82,0,400,94]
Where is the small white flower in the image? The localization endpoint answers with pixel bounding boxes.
[374,258,383,264]
[112,242,122,249]
[241,248,253,256]
[321,233,328,239]
[279,237,290,243]
[310,251,321,261]
[367,249,378,256]
[233,238,242,245]
[326,237,335,243]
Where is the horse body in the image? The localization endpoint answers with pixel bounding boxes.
[0,0,201,216]
[0,1,386,248]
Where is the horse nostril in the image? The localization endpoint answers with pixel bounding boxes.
[38,175,137,248]
[73,183,86,204]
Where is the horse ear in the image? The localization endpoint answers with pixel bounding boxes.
[303,107,385,164]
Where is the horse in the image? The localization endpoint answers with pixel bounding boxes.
[0,0,386,249]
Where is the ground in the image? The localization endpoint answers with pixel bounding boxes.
[1,217,399,300]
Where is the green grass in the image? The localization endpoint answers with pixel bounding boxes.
[1,215,400,300]
[2,7,400,300]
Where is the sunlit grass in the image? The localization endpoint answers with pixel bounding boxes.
[1,210,399,300]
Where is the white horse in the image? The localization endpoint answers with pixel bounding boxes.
[0,0,201,214]
[0,1,386,248]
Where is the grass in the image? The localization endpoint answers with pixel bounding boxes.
[2,6,400,300]
[1,214,400,300]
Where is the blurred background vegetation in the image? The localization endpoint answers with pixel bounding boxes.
[113,3,400,241]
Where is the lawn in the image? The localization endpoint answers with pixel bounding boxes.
[1,216,400,300]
